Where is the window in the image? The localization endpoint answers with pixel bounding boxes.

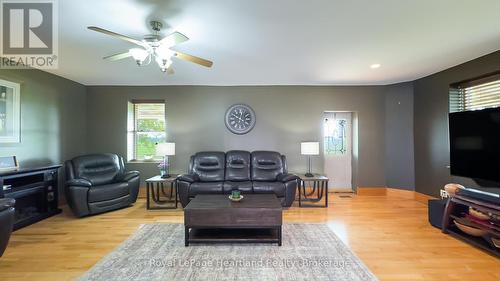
[324,117,347,155]
[450,73,500,113]
[127,101,166,161]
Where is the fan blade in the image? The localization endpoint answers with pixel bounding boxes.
[103,51,132,61]
[159,32,189,48]
[174,51,213,68]
[88,26,144,47]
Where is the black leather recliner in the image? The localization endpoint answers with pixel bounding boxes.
[0,198,15,257]
[65,154,140,217]
[178,151,299,207]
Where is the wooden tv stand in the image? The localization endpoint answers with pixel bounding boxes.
[442,194,500,257]
[0,165,62,230]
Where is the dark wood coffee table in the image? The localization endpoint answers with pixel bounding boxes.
[184,194,283,246]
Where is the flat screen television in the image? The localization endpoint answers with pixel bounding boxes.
[449,107,500,182]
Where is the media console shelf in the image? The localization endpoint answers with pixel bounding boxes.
[442,194,500,257]
[0,165,62,230]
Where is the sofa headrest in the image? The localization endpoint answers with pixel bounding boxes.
[192,152,225,182]
[70,154,123,186]
[225,150,251,181]
[251,151,285,181]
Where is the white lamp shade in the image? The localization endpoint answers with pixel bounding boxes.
[129,48,149,62]
[301,142,319,155]
[156,142,175,156]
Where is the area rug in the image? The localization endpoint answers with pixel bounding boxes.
[78,223,378,281]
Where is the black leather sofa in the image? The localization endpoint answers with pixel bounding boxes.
[65,154,140,217]
[0,198,15,257]
[177,151,299,207]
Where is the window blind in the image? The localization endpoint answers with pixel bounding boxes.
[450,77,500,113]
[134,103,165,131]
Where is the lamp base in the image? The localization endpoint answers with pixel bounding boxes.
[304,172,314,177]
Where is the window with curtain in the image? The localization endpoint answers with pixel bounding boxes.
[127,101,166,161]
[324,115,347,155]
[450,73,500,113]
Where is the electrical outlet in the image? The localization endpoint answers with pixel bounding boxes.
[440,189,449,199]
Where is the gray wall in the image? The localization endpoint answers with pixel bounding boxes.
[0,69,87,167]
[385,82,415,190]
[414,50,500,197]
[3,49,499,199]
[86,85,399,188]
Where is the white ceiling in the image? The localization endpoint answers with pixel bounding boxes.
[48,0,500,85]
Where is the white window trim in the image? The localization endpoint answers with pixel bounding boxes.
[127,100,166,162]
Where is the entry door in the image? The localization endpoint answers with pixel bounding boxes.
[323,112,353,191]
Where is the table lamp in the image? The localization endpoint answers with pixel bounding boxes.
[301,142,319,177]
[156,142,175,178]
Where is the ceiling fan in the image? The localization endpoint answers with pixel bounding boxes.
[87,21,213,74]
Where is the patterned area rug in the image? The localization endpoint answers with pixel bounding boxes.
[78,223,378,281]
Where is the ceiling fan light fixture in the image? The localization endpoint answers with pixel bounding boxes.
[88,23,212,73]
[156,47,175,60]
[129,48,149,64]
[156,56,172,71]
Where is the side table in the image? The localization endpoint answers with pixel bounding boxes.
[146,175,179,209]
[295,173,329,208]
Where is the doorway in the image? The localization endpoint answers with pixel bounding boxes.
[323,112,353,192]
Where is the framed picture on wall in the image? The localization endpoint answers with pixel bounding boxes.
[0,79,21,143]
[0,156,18,171]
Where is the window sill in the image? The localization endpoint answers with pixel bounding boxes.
[127,160,162,164]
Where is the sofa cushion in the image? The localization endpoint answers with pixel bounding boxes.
[192,152,225,182]
[225,150,251,181]
[223,181,253,194]
[88,182,129,202]
[252,181,285,197]
[189,182,224,195]
[251,151,285,181]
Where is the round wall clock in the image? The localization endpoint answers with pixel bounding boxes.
[225,104,256,135]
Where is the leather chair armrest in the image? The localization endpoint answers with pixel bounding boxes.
[118,171,140,182]
[177,174,199,183]
[276,173,299,183]
[66,178,92,187]
[65,185,90,217]
[0,198,15,212]
[177,180,191,208]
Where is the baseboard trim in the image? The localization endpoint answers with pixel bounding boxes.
[138,186,147,198]
[356,187,387,196]
[138,185,437,204]
[357,187,437,205]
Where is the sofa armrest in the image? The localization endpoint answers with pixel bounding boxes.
[118,171,140,182]
[65,185,90,217]
[177,174,199,183]
[0,198,15,212]
[66,178,92,187]
[276,173,299,183]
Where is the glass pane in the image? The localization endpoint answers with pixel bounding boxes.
[135,132,166,160]
[135,103,165,132]
[131,102,166,160]
[137,119,165,132]
[0,86,14,136]
[324,118,347,155]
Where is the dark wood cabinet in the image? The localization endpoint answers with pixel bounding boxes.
[0,165,62,230]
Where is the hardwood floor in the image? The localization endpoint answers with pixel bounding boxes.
[0,190,498,280]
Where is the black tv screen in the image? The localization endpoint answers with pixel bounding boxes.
[449,107,500,182]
